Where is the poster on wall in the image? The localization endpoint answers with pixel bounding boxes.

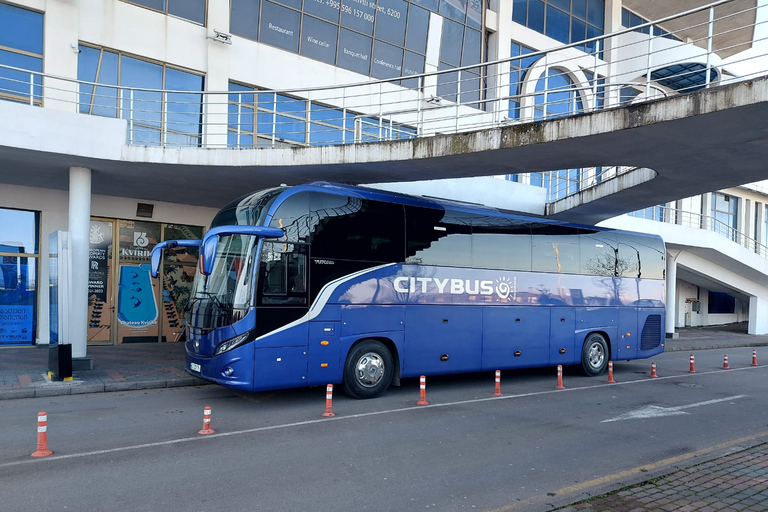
[0,253,35,345]
[89,221,112,303]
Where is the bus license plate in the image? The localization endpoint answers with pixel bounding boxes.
[190,363,201,373]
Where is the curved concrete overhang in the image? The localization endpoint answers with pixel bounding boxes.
[2,74,768,222]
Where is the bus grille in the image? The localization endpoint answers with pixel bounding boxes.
[641,314,662,351]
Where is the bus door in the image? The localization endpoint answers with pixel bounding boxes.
[549,308,577,365]
[253,241,310,390]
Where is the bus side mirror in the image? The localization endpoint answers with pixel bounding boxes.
[150,239,202,278]
[200,235,219,276]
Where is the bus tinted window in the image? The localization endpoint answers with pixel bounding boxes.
[308,192,405,262]
[405,206,472,267]
[471,222,532,271]
[617,233,665,279]
[258,241,308,305]
[580,231,619,276]
[531,225,580,274]
[269,191,310,242]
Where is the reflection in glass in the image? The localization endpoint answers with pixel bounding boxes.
[440,18,464,66]
[0,208,39,254]
[230,0,260,40]
[0,256,37,345]
[405,5,430,54]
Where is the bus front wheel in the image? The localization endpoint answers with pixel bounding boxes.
[581,333,609,376]
[343,339,394,399]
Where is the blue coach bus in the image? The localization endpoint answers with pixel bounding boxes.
[151,182,666,398]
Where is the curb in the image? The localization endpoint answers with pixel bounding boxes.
[0,377,211,401]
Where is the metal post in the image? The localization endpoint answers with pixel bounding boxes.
[592,40,600,111]
[129,89,134,145]
[645,26,654,99]
[542,53,549,120]
[29,72,34,106]
[237,92,242,148]
[455,71,461,133]
[162,90,168,147]
[272,93,277,147]
[705,7,714,88]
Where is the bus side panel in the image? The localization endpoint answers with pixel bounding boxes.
[340,305,405,337]
[637,309,665,358]
[549,308,577,365]
[402,305,482,377]
[615,307,639,360]
[481,306,550,370]
[253,346,308,391]
[307,320,342,386]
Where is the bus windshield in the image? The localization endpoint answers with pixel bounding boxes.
[189,234,258,331]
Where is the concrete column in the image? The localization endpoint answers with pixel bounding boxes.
[68,167,92,363]
[749,296,768,335]
[602,0,623,108]
[756,202,765,247]
[487,2,512,125]
[42,0,80,112]
[701,193,713,231]
[665,250,678,338]
[202,0,232,148]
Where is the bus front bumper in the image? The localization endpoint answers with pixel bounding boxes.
[185,342,255,391]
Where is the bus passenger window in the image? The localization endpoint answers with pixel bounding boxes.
[259,242,308,305]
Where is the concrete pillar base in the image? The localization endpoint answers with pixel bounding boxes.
[73,357,94,371]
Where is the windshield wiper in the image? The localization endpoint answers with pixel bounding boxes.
[191,291,234,313]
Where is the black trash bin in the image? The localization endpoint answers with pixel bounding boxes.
[48,343,73,381]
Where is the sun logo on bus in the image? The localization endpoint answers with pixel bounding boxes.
[495,276,514,301]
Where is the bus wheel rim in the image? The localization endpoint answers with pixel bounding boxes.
[588,341,604,368]
[355,352,385,388]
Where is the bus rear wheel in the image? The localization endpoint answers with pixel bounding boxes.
[581,333,609,376]
[343,339,394,399]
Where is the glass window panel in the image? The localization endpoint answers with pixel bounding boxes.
[550,0,570,11]
[230,0,260,40]
[168,0,206,24]
[531,234,579,273]
[120,56,163,128]
[310,104,346,127]
[0,50,42,103]
[439,0,467,22]
[405,206,472,267]
[0,256,37,345]
[260,1,301,53]
[571,17,586,43]
[512,0,527,25]
[0,209,39,254]
[90,51,119,118]
[257,110,274,136]
[528,0,545,33]
[77,46,100,113]
[587,0,604,29]
[617,233,665,280]
[466,0,482,29]
[437,63,458,102]
[573,0,587,19]
[461,28,481,66]
[405,4,429,54]
[132,126,162,145]
[301,15,339,65]
[310,122,345,145]
[402,51,425,89]
[545,5,570,44]
[340,0,375,35]
[275,94,306,117]
[228,82,255,104]
[472,232,531,271]
[509,69,520,96]
[585,24,602,54]
[371,40,403,80]
[411,0,439,11]
[459,71,480,105]
[274,114,306,143]
[440,18,463,66]
[337,29,372,75]
[304,0,341,23]
[0,3,43,55]
[375,0,408,46]
[580,232,617,276]
[165,68,203,137]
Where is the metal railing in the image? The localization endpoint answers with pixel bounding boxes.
[629,204,768,258]
[0,0,765,151]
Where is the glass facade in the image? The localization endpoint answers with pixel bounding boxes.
[0,2,43,106]
[122,0,207,25]
[77,46,204,147]
[508,42,537,119]
[228,82,416,147]
[230,0,482,90]
[0,207,39,346]
[512,0,604,53]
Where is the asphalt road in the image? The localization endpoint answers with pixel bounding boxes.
[2,348,767,512]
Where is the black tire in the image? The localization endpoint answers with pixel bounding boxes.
[342,339,394,399]
[581,333,609,376]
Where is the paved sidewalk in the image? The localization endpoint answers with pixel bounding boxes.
[0,341,208,400]
[1,322,767,401]
[559,443,768,512]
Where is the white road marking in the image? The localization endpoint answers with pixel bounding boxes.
[601,395,747,423]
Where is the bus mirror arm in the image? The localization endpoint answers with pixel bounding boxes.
[150,239,202,279]
[199,225,285,276]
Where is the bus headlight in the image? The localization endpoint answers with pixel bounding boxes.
[214,333,250,356]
